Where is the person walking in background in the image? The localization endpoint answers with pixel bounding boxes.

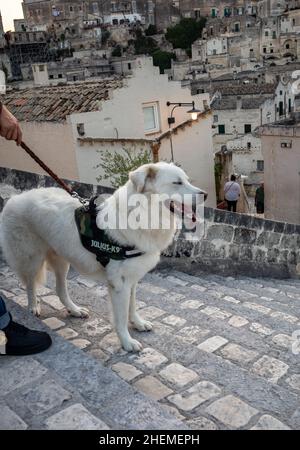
[0,99,52,355]
[224,174,241,213]
[255,182,265,215]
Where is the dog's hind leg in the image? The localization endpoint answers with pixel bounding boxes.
[27,280,40,317]
[129,283,153,332]
[46,251,89,318]
[109,281,142,352]
[21,254,46,317]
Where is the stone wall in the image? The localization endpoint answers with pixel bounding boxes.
[161,208,300,279]
[0,167,113,203]
[1,167,299,279]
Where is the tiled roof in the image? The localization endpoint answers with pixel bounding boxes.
[213,83,276,96]
[3,78,124,123]
[241,97,267,109]
[213,98,237,110]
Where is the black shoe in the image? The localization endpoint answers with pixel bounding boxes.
[0,314,52,356]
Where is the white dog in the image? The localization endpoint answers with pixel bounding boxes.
[0,162,207,352]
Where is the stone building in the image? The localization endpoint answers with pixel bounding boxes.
[257,113,300,224]
[0,57,216,204]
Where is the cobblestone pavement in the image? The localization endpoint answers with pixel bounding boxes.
[1,264,300,430]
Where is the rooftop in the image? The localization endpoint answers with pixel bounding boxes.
[213,83,276,96]
[3,78,124,123]
[213,96,269,110]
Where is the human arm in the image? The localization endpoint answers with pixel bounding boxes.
[0,101,23,146]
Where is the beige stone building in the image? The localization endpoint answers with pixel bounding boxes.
[258,115,300,224]
[0,57,216,205]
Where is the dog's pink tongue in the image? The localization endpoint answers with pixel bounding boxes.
[181,204,197,223]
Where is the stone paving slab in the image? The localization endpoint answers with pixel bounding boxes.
[0,298,187,430]
[1,264,300,430]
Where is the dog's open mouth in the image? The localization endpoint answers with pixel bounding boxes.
[168,200,197,223]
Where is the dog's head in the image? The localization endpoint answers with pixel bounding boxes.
[129,162,207,218]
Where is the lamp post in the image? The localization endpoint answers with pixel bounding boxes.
[166,101,201,161]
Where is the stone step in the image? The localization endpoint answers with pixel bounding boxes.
[1,266,300,430]
[0,299,188,430]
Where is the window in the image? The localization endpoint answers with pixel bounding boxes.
[58,74,63,79]
[281,141,292,148]
[143,103,160,133]
[257,160,264,172]
[39,65,45,72]
[286,43,290,49]
[279,101,284,116]
[244,124,252,133]
[273,31,276,39]
[263,47,267,53]
[213,115,218,123]
[247,142,251,149]
[265,31,269,37]
[128,63,132,70]
[49,74,54,79]
[70,6,73,12]
[218,124,225,134]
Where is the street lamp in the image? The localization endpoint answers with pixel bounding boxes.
[167,101,201,124]
[166,101,201,161]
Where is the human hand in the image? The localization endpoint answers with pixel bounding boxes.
[0,105,22,146]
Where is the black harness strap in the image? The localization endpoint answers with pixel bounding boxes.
[75,197,144,268]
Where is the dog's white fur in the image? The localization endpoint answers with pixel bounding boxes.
[0,162,206,351]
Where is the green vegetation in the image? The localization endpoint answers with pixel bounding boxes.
[145,24,158,36]
[95,147,152,189]
[166,18,206,50]
[112,45,122,57]
[152,50,175,74]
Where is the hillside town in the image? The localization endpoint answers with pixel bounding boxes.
[0,0,299,223]
[1,1,300,433]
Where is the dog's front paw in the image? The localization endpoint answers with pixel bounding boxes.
[30,304,41,317]
[122,338,143,352]
[68,307,89,318]
[132,319,153,332]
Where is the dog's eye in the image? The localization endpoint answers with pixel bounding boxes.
[173,181,183,185]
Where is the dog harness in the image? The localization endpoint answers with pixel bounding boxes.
[75,197,144,268]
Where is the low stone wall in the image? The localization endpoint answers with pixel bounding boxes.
[1,167,299,279]
[0,167,113,202]
[161,208,300,279]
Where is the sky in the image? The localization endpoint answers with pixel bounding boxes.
[0,0,24,32]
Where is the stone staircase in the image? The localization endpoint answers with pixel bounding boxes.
[1,263,300,430]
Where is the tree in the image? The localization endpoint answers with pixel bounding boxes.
[112,45,122,57]
[101,30,110,46]
[145,24,157,36]
[95,147,152,189]
[166,18,206,50]
[134,35,157,55]
[152,50,175,74]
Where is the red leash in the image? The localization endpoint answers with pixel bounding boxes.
[20,141,74,196]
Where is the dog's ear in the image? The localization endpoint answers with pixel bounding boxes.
[129,165,157,193]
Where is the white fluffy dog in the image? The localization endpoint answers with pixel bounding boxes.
[0,162,206,351]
